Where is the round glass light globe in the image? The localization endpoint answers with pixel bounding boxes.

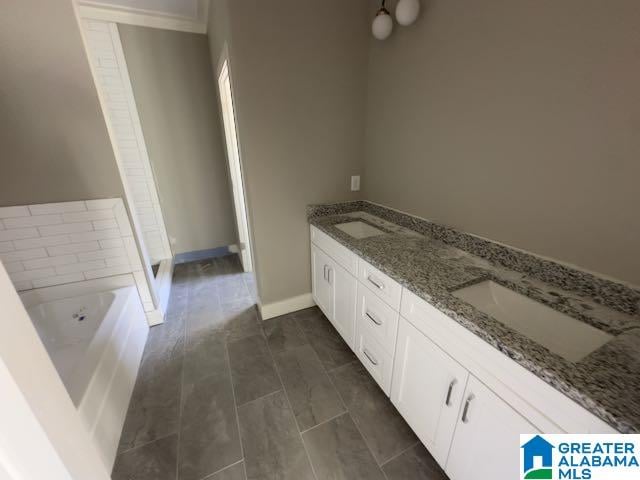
[372,12,393,40]
[396,0,420,26]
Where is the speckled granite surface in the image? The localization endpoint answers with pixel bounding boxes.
[308,201,640,433]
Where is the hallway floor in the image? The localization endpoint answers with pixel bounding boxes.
[112,256,447,480]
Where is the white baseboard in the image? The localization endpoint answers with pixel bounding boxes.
[259,293,316,321]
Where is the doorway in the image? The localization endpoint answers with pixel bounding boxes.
[217,51,253,273]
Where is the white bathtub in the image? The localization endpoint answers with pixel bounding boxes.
[21,283,148,471]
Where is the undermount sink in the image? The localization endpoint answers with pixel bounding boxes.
[335,221,384,239]
[452,280,613,362]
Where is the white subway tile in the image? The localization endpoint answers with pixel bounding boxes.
[13,280,33,291]
[3,262,24,273]
[10,268,56,282]
[0,241,13,253]
[99,238,124,249]
[47,241,100,256]
[105,256,129,267]
[39,222,93,237]
[29,202,86,215]
[24,255,77,270]
[78,247,126,261]
[0,248,47,263]
[114,203,133,236]
[93,219,118,231]
[69,228,120,243]
[0,206,30,219]
[32,273,84,289]
[56,260,106,275]
[47,241,100,257]
[0,228,39,242]
[3,214,62,229]
[133,271,153,303]
[85,198,119,210]
[123,237,142,270]
[62,209,114,223]
[15,235,69,250]
[84,264,132,280]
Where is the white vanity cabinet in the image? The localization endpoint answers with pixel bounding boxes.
[311,240,357,349]
[445,375,539,480]
[391,317,469,465]
[309,223,617,476]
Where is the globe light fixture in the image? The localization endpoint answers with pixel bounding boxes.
[372,0,393,40]
[396,0,420,26]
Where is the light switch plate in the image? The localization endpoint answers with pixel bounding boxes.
[351,175,361,191]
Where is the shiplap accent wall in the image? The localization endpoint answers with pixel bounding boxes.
[0,199,153,311]
[82,18,172,264]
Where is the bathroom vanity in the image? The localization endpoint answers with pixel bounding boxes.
[308,201,640,479]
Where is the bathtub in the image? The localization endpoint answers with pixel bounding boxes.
[21,282,148,470]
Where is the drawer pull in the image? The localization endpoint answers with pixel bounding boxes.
[365,311,383,326]
[363,349,378,366]
[461,394,475,423]
[367,275,385,290]
[445,379,457,407]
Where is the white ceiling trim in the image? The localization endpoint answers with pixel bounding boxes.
[76,0,208,34]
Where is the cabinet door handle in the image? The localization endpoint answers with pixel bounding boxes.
[367,275,385,290]
[323,265,328,281]
[363,349,378,366]
[461,394,475,423]
[445,379,457,407]
[365,310,383,326]
[327,267,332,285]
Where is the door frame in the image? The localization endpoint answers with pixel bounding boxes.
[216,45,254,273]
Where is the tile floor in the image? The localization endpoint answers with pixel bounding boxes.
[112,255,448,480]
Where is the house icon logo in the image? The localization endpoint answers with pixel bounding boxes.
[521,435,554,479]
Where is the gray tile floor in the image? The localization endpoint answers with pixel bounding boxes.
[112,256,448,480]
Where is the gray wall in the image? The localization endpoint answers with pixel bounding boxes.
[119,25,237,255]
[0,0,124,206]
[364,0,640,285]
[208,0,370,305]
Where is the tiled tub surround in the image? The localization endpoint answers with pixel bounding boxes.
[0,199,154,311]
[308,201,640,433]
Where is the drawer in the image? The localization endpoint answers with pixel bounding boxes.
[358,258,402,310]
[356,283,399,355]
[310,225,358,276]
[355,327,394,395]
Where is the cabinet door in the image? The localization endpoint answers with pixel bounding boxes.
[330,261,357,349]
[445,375,540,480]
[311,245,333,319]
[391,318,469,467]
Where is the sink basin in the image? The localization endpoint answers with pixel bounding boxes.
[452,280,612,362]
[335,221,384,239]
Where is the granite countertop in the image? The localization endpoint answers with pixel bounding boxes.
[307,202,640,433]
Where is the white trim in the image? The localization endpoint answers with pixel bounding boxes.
[145,308,164,327]
[259,293,316,321]
[228,244,240,253]
[216,46,255,273]
[155,257,174,316]
[77,2,207,34]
